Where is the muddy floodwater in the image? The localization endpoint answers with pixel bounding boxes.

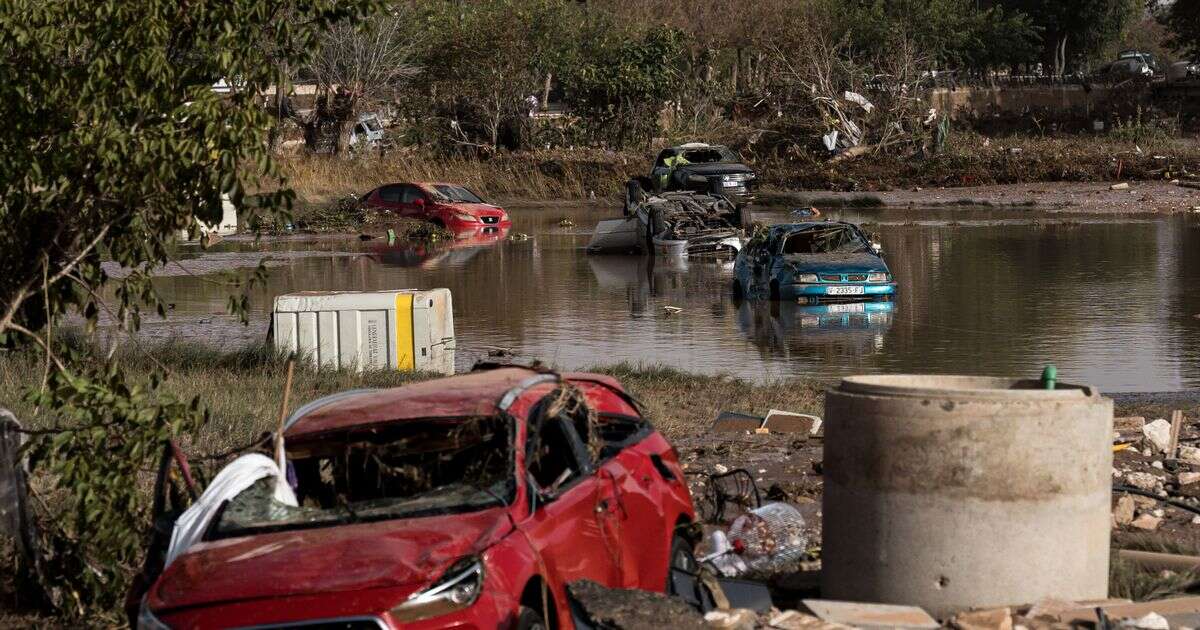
[149,204,1200,393]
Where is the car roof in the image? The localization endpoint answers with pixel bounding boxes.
[674,142,720,150]
[284,367,622,440]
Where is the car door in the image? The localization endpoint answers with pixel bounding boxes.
[517,397,622,590]
[397,185,428,219]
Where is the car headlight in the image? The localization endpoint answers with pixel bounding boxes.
[453,213,480,223]
[391,557,484,622]
[137,598,172,630]
[867,272,890,282]
[796,273,819,283]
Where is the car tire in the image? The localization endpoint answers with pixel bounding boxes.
[516,605,546,630]
[667,534,698,593]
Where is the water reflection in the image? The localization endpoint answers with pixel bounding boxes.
[735,300,894,361]
[370,225,509,269]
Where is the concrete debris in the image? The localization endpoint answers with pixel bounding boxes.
[1124,471,1160,492]
[1111,183,1130,190]
[1113,495,1136,526]
[1151,460,1164,469]
[802,600,940,629]
[1142,418,1172,454]
[768,610,854,629]
[1116,612,1169,629]
[1178,445,1200,465]
[951,607,1013,630]
[1176,470,1200,487]
[704,608,757,630]
[1131,513,1163,531]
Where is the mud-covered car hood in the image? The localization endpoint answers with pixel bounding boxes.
[148,507,512,613]
[674,162,754,176]
[781,252,888,274]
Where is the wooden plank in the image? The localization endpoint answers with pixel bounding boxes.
[1168,410,1185,459]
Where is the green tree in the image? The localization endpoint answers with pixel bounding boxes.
[1001,0,1140,73]
[1162,0,1200,59]
[0,0,376,616]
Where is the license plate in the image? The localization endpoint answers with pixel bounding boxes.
[826,285,865,296]
[825,302,865,313]
[722,180,740,188]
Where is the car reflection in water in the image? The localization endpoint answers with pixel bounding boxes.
[370,225,509,269]
[736,298,895,358]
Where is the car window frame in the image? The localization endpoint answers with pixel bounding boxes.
[399,185,426,204]
[524,394,595,503]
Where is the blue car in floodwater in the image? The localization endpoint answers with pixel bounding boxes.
[732,222,897,303]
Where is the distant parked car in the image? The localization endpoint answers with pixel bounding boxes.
[733,222,897,303]
[362,182,512,232]
[646,142,756,204]
[135,366,698,629]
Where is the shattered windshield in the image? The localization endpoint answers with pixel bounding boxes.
[780,225,872,255]
[210,417,513,538]
[680,146,739,164]
[431,185,484,204]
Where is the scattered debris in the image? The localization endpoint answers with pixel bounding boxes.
[1124,471,1161,492]
[768,610,854,629]
[950,607,1012,630]
[1142,418,1172,454]
[1130,513,1163,531]
[664,306,683,315]
[703,608,757,630]
[1181,472,1200,485]
[1117,612,1169,629]
[568,579,706,629]
[557,217,576,228]
[1112,183,1131,190]
[1113,494,1136,525]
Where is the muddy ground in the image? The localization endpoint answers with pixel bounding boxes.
[761,181,1200,215]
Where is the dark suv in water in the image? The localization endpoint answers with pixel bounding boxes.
[648,143,756,203]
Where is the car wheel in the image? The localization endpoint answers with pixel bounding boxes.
[667,534,698,593]
[516,605,546,630]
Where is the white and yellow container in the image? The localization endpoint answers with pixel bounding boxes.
[272,289,455,375]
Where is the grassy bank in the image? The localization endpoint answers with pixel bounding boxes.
[279,132,1200,215]
[0,343,823,453]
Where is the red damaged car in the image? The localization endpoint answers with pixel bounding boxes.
[362,182,512,233]
[138,366,697,629]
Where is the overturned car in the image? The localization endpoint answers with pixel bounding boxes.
[733,222,897,303]
[135,367,697,629]
[588,192,744,258]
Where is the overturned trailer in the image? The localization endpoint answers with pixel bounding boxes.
[587,192,745,258]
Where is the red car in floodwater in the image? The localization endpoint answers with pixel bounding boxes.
[362,182,512,233]
[139,367,696,629]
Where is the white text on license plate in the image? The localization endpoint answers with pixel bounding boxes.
[722,180,740,188]
[825,302,865,313]
[826,285,865,296]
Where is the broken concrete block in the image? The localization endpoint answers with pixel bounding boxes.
[1143,418,1172,454]
[1125,472,1160,492]
[951,607,1013,630]
[704,608,757,630]
[1131,514,1163,531]
[1113,495,1136,526]
[802,600,940,629]
[769,610,855,629]
[1180,446,1200,465]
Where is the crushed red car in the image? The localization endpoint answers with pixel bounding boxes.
[362,182,512,233]
[136,366,697,629]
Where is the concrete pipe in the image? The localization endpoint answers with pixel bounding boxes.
[822,375,1113,618]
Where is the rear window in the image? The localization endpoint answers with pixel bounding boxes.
[209,417,513,538]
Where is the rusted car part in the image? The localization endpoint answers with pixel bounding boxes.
[138,366,696,629]
[589,192,745,258]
